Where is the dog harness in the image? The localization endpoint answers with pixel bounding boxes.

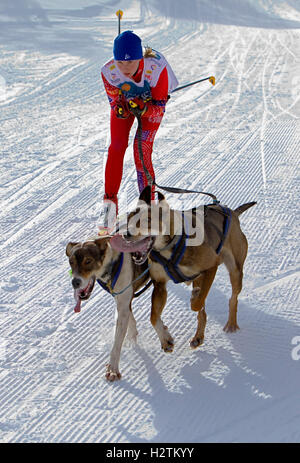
[97,253,152,298]
[149,206,232,284]
[150,212,202,284]
[97,252,124,295]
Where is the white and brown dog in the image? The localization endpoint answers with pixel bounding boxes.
[66,235,153,381]
[110,186,256,352]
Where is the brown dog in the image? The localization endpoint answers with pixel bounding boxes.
[110,186,256,352]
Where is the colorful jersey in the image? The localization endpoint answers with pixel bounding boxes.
[101,49,178,100]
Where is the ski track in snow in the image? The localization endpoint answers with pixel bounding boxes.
[0,0,299,443]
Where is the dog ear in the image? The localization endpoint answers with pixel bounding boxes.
[94,237,110,251]
[139,185,152,205]
[66,242,79,257]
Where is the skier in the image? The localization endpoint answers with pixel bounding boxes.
[100,30,178,231]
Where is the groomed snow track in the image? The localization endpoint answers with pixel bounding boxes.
[0,0,299,443]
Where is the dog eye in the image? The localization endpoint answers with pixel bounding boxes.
[84,258,93,265]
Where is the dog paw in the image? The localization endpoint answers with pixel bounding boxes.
[190,336,204,349]
[105,364,121,382]
[161,337,174,353]
[223,322,240,333]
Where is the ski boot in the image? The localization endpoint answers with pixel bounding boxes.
[98,194,118,236]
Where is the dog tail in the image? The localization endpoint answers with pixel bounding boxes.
[234,202,257,217]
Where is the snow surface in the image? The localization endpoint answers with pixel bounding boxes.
[0,0,299,443]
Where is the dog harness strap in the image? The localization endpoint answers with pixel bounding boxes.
[215,206,232,255]
[133,279,153,298]
[110,265,151,297]
[97,253,124,294]
[150,247,200,284]
[97,279,110,293]
[97,253,152,298]
[112,252,124,287]
[150,250,176,282]
[150,213,201,284]
[173,213,186,266]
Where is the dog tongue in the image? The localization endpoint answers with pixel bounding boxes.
[74,296,81,313]
[110,234,149,253]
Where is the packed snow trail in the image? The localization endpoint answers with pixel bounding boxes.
[0,0,299,443]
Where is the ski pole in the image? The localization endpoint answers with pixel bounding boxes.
[172,76,215,93]
[116,9,123,35]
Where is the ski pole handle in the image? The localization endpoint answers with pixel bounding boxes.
[116,10,123,35]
